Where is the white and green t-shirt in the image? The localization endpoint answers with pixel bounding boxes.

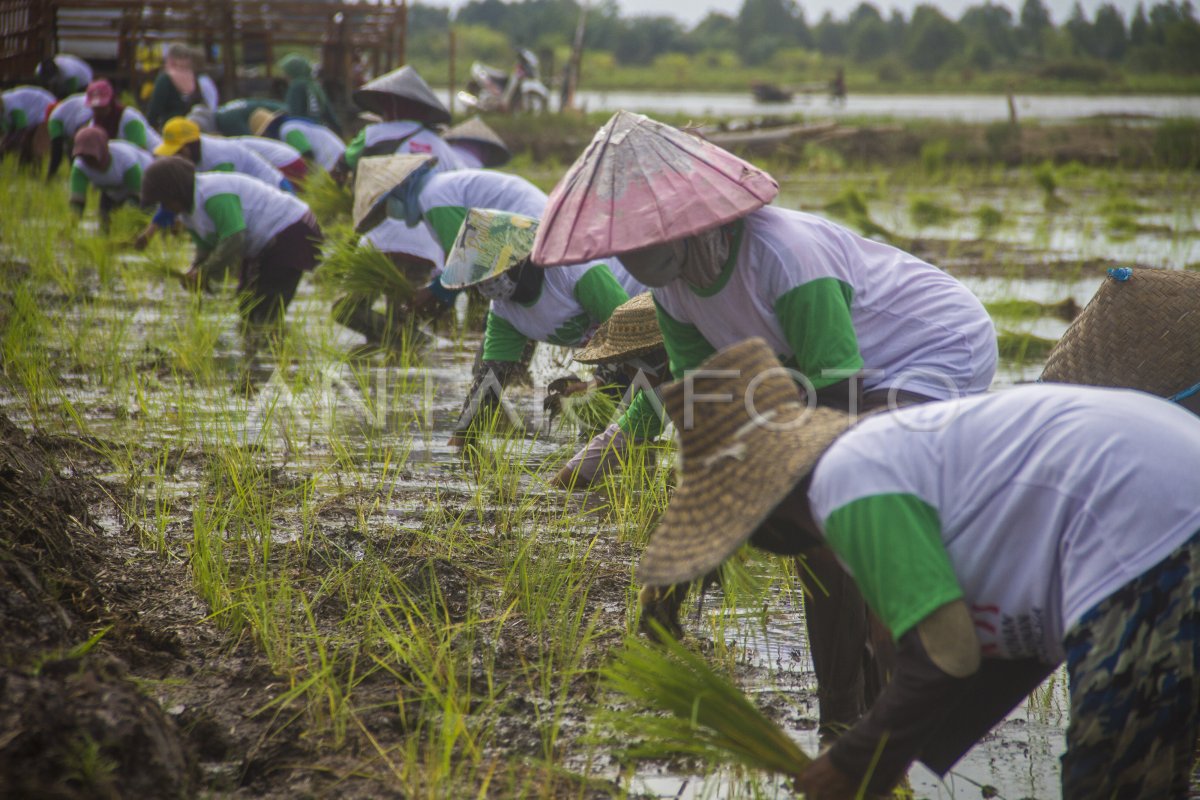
[47,94,91,140]
[279,119,345,170]
[230,135,303,169]
[808,384,1200,664]
[485,260,643,357]
[196,134,285,188]
[52,55,93,93]
[69,141,153,203]
[361,219,444,271]
[181,172,308,256]
[117,106,160,151]
[1,86,54,133]
[344,120,465,171]
[416,169,548,255]
[654,207,997,399]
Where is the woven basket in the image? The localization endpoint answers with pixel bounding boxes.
[1040,269,1200,398]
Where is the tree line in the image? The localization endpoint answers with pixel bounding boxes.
[404,0,1200,80]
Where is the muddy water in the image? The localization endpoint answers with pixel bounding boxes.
[4,166,1195,799]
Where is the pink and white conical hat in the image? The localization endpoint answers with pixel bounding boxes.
[532,111,778,267]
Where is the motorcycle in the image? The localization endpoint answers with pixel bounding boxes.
[457,49,550,114]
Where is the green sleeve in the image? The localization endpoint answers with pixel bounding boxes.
[343,129,366,169]
[122,164,143,194]
[283,129,313,159]
[9,109,28,131]
[573,264,630,324]
[481,311,529,362]
[654,299,716,379]
[285,83,308,118]
[424,205,468,255]
[204,193,247,240]
[773,278,864,390]
[121,118,147,150]
[69,165,89,198]
[822,493,963,641]
[48,118,64,139]
[210,162,235,173]
[616,389,664,440]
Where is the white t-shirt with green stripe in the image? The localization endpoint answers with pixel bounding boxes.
[808,384,1200,663]
[416,169,548,256]
[69,141,153,202]
[230,135,302,169]
[118,107,161,151]
[360,219,444,271]
[181,172,308,256]
[485,260,645,356]
[654,207,997,399]
[2,87,54,132]
[48,94,91,139]
[279,119,345,170]
[196,135,285,188]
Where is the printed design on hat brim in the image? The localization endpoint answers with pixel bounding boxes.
[442,209,538,290]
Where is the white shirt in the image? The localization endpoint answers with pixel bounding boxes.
[54,55,93,87]
[183,172,309,256]
[361,218,445,271]
[119,106,162,150]
[809,384,1200,662]
[49,94,92,138]
[73,141,153,198]
[197,134,284,187]
[492,258,643,345]
[279,119,345,170]
[655,206,998,399]
[198,75,219,109]
[230,135,303,168]
[362,121,465,172]
[2,87,55,130]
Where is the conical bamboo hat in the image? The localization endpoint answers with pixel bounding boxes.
[352,66,451,125]
[352,154,435,233]
[444,117,511,167]
[441,209,538,289]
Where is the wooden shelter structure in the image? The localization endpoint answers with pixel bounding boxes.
[0,0,408,105]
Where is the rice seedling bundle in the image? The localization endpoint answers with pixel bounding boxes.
[602,625,812,780]
[319,228,413,302]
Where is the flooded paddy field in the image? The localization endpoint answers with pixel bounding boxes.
[1,155,1196,799]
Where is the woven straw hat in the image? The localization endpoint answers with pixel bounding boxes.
[637,338,851,587]
[532,110,779,267]
[441,209,538,289]
[249,107,284,137]
[352,66,451,125]
[352,154,436,233]
[575,293,662,364]
[1041,268,1200,398]
[444,117,511,167]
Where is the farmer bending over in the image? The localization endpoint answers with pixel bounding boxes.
[639,337,1200,799]
[68,127,153,231]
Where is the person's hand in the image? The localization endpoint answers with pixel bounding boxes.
[178,266,203,292]
[543,374,592,419]
[794,753,866,799]
[133,227,154,251]
[637,584,685,641]
[407,285,450,321]
[551,423,628,489]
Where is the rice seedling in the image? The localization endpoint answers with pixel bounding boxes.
[600,624,812,779]
[299,167,354,224]
[822,187,894,241]
[908,194,957,228]
[974,204,1005,238]
[985,297,1080,321]
[996,329,1058,362]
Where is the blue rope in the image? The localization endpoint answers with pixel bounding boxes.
[1169,381,1200,404]
[1107,266,1133,281]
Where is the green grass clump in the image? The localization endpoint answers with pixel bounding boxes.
[974,204,1005,238]
[997,330,1058,362]
[602,625,812,779]
[823,187,893,241]
[318,228,414,302]
[908,194,957,228]
[986,298,1080,321]
[300,168,353,225]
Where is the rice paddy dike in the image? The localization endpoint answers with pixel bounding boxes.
[0,128,1197,798]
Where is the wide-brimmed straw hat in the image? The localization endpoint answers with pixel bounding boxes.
[352,66,451,125]
[441,208,538,289]
[637,338,851,587]
[444,117,511,167]
[249,107,285,137]
[531,110,779,267]
[1041,268,1200,399]
[352,154,436,233]
[575,292,662,364]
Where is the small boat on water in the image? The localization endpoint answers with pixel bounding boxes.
[751,81,793,103]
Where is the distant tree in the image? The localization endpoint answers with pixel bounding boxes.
[961,2,1017,63]
[611,15,686,65]
[1018,0,1054,55]
[813,11,847,55]
[888,10,908,52]
[1129,2,1150,44]
[849,14,891,62]
[736,0,809,64]
[685,12,739,53]
[1065,2,1095,55]
[905,4,965,71]
[1092,4,1128,60]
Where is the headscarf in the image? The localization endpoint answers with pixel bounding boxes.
[279,54,333,119]
[141,156,196,211]
[86,79,125,139]
[73,126,111,171]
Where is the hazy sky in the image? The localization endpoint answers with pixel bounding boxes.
[420,0,1148,27]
